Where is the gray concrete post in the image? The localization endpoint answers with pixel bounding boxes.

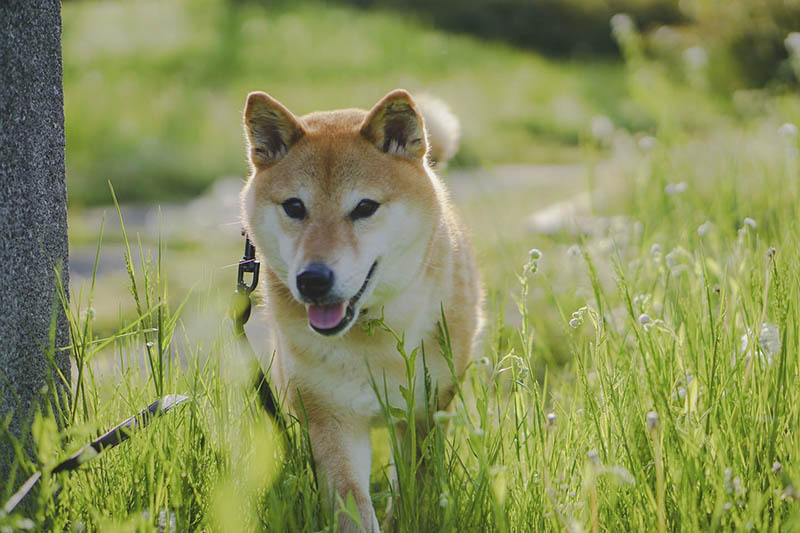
[0,0,72,479]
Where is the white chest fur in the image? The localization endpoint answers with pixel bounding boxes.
[276,291,454,423]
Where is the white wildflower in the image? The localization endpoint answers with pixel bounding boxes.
[665,181,688,195]
[778,122,797,139]
[785,33,800,55]
[650,243,661,255]
[759,322,781,359]
[591,115,614,144]
[439,492,450,508]
[638,135,657,152]
[611,13,635,40]
[698,220,713,236]
[569,309,584,329]
[638,313,651,325]
[683,46,708,70]
[739,322,781,365]
[743,217,757,228]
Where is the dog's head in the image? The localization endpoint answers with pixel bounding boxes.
[240,90,441,337]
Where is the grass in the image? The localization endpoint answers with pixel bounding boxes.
[4,2,800,532]
[63,0,638,206]
[8,114,800,530]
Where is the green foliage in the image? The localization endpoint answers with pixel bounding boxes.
[62,0,637,206]
[332,0,684,56]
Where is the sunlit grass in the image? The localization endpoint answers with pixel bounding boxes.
[6,101,800,530]
[62,0,636,206]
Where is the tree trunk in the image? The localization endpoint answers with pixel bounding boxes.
[0,0,71,479]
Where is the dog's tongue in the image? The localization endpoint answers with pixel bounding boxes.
[308,302,347,330]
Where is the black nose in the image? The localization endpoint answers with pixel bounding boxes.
[296,263,334,300]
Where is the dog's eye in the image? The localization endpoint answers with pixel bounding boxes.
[282,198,306,219]
[350,199,380,221]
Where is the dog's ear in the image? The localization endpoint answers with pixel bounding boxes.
[244,92,305,169]
[360,89,427,160]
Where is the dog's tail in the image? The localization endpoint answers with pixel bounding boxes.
[417,94,460,167]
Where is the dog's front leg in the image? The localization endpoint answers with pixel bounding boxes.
[307,415,379,532]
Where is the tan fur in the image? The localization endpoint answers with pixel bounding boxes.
[240,89,483,532]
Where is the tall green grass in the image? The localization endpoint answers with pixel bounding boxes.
[5,110,800,530]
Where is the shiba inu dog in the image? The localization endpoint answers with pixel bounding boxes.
[240,89,483,532]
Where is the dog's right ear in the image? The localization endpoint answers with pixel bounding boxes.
[244,92,305,169]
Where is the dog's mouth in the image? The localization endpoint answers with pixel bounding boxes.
[307,261,377,336]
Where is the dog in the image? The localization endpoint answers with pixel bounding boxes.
[240,89,483,532]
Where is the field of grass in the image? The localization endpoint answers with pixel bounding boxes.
[4,1,800,532]
[62,0,645,207]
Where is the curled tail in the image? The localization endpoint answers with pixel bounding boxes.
[417,94,460,167]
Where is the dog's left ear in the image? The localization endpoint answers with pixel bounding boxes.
[360,89,427,160]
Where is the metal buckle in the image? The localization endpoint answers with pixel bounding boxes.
[237,230,260,295]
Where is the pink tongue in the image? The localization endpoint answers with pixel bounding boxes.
[307,302,347,330]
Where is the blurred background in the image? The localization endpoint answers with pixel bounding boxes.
[63,0,800,348]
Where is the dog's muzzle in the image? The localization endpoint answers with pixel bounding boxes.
[306,261,377,336]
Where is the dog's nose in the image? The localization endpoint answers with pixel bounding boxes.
[296,263,334,300]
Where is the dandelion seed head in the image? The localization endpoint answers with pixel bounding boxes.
[778,122,798,139]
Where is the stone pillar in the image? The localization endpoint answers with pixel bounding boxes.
[0,0,71,477]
